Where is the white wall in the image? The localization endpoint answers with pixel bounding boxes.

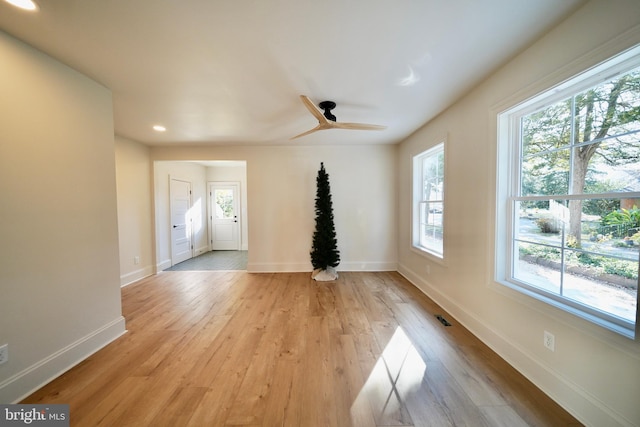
[154,161,209,270]
[115,136,154,286]
[0,32,125,402]
[151,144,398,272]
[397,1,640,426]
[206,163,249,251]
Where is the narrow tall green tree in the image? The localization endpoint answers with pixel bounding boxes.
[310,162,340,275]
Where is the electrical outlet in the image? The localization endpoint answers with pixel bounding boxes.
[0,344,8,365]
[544,331,555,352]
[425,264,431,274]
[134,256,140,265]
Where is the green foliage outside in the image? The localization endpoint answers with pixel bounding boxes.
[215,191,233,218]
[535,217,560,234]
[582,182,620,217]
[599,205,640,238]
[602,206,640,227]
[519,244,638,280]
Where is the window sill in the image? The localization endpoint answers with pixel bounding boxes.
[411,245,445,265]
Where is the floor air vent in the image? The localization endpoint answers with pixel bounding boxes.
[435,314,452,327]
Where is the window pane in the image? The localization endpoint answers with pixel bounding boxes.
[515,237,638,322]
[516,200,564,247]
[565,198,638,322]
[576,136,640,194]
[516,197,638,323]
[573,70,640,143]
[522,99,572,156]
[422,150,444,201]
[515,241,562,294]
[565,197,640,254]
[521,148,570,196]
[419,201,443,254]
[215,189,234,219]
[563,249,637,322]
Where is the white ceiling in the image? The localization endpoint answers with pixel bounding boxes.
[0,0,584,146]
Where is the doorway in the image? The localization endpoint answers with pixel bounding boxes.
[209,182,241,250]
[153,160,248,272]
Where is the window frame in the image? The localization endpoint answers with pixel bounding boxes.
[496,45,640,340]
[412,141,446,260]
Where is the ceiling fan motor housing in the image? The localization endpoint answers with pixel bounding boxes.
[319,101,337,122]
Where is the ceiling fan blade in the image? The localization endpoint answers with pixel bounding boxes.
[291,95,385,139]
[299,95,327,123]
[290,125,322,140]
[332,122,387,131]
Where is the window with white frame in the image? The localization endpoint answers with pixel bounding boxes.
[496,46,640,339]
[413,142,444,258]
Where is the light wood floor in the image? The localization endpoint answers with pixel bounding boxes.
[24,271,582,426]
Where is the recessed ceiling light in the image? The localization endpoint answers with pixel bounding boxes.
[4,0,38,11]
[153,125,166,132]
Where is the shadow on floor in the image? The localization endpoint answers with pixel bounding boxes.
[166,250,248,271]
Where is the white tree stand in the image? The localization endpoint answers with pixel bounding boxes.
[311,267,339,281]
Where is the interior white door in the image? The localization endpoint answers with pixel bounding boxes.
[210,182,240,250]
[170,178,193,265]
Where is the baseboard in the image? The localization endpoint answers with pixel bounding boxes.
[246,262,311,273]
[339,261,398,271]
[397,263,631,427]
[156,259,171,272]
[194,246,209,256]
[0,316,127,404]
[120,266,153,287]
[245,261,397,273]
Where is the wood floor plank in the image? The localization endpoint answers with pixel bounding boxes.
[329,333,377,427]
[298,315,338,427]
[183,314,264,389]
[351,331,383,381]
[395,302,508,407]
[185,327,264,425]
[479,404,530,427]
[148,386,209,427]
[106,375,183,427]
[358,331,415,426]
[21,271,583,427]
[224,311,289,425]
[73,376,151,426]
[261,359,299,427]
[420,361,494,426]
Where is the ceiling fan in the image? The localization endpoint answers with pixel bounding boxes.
[290,95,386,140]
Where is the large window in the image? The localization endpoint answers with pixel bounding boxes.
[497,46,640,338]
[413,142,444,258]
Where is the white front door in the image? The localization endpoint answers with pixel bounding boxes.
[170,178,193,265]
[210,182,240,250]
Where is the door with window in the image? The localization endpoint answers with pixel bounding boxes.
[170,178,193,265]
[209,182,240,250]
